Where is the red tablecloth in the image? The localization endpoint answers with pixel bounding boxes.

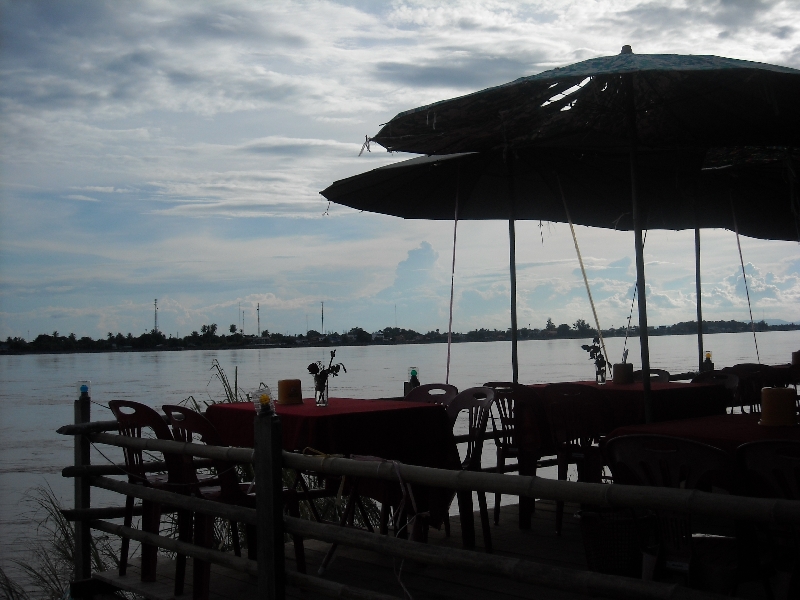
[205,398,461,526]
[511,380,728,528]
[606,413,800,454]
[515,380,728,459]
[205,397,458,467]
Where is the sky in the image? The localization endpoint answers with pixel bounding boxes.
[1,0,799,341]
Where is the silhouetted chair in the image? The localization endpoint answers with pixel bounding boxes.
[108,400,193,592]
[604,435,765,594]
[163,405,266,598]
[632,369,671,383]
[542,383,606,535]
[691,370,740,412]
[404,383,458,405]
[163,406,320,589]
[446,387,494,552]
[738,440,800,596]
[484,381,524,525]
[722,364,779,413]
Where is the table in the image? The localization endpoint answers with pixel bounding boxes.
[606,413,800,454]
[205,398,461,526]
[511,380,729,528]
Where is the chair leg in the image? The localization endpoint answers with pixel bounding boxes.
[286,497,306,574]
[192,514,213,600]
[456,490,475,549]
[245,524,257,561]
[494,450,505,525]
[477,491,492,553]
[318,486,358,575]
[229,519,241,558]
[120,495,134,576]
[140,500,161,582]
[556,452,568,536]
[175,508,193,596]
[379,502,390,535]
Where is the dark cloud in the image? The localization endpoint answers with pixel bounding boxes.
[0,1,308,115]
[611,0,782,39]
[374,52,548,89]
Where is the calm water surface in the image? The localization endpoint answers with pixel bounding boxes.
[1,331,798,574]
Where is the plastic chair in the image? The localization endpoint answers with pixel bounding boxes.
[446,386,494,552]
[690,371,740,412]
[404,383,458,405]
[483,381,523,525]
[722,364,778,413]
[632,369,671,383]
[738,439,800,592]
[604,435,765,594]
[108,400,192,590]
[541,383,606,535]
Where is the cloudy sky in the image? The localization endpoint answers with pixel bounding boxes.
[1,0,799,340]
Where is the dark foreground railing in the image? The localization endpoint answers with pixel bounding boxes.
[58,392,800,600]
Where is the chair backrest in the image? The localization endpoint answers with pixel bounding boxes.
[484,382,523,450]
[603,434,736,492]
[404,383,458,405]
[722,364,778,412]
[691,370,740,408]
[162,405,244,501]
[542,383,606,446]
[737,440,800,501]
[446,387,494,471]
[108,400,183,485]
[632,369,670,383]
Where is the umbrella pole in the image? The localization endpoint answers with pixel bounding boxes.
[695,228,704,373]
[625,70,652,422]
[509,217,519,384]
[631,150,653,422]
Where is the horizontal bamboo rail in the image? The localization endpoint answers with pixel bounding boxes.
[78,431,800,527]
[90,476,257,524]
[90,520,399,600]
[284,517,721,600]
[62,459,212,478]
[283,453,800,527]
[57,420,120,435]
[62,505,145,521]
[88,432,254,463]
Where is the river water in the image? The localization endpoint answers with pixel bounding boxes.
[1,331,798,578]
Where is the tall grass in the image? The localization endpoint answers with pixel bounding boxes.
[0,485,118,600]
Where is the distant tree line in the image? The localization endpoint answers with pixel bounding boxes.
[2,318,796,354]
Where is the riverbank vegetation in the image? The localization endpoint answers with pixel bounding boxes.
[2,319,797,354]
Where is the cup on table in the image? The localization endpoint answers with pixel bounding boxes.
[613,363,634,384]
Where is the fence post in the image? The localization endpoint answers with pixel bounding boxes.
[74,387,92,582]
[255,409,285,600]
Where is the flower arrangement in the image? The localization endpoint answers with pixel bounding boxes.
[308,349,346,406]
[581,337,607,384]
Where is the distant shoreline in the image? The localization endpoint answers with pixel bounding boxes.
[3,320,797,355]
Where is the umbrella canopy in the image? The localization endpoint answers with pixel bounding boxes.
[371,52,800,155]
[322,147,800,242]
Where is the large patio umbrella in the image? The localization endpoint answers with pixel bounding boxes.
[352,47,800,421]
[322,146,799,386]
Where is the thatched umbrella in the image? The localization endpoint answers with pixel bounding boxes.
[343,47,800,421]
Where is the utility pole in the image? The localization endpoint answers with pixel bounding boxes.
[154,299,158,334]
[321,302,324,335]
[257,303,261,338]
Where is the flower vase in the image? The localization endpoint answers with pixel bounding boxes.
[314,375,329,407]
[596,368,607,385]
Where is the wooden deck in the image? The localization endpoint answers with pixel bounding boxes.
[95,500,592,600]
